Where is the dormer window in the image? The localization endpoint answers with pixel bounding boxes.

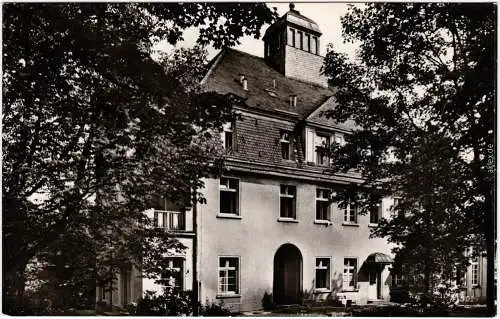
[315,134,330,165]
[222,123,233,149]
[280,131,291,160]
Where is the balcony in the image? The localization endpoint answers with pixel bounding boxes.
[154,210,186,231]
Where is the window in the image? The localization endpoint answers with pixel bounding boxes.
[162,258,184,291]
[298,31,303,50]
[313,36,319,54]
[305,34,310,52]
[280,185,296,219]
[471,260,479,286]
[392,272,405,287]
[315,258,331,290]
[315,134,330,165]
[280,131,291,160]
[120,268,130,306]
[154,210,185,230]
[344,203,358,224]
[343,258,357,289]
[222,123,233,150]
[392,198,403,217]
[289,28,296,47]
[220,178,239,215]
[316,188,331,222]
[218,257,239,295]
[334,133,345,146]
[369,202,382,224]
[453,266,466,287]
[152,196,186,230]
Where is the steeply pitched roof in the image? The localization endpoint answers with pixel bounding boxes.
[285,9,321,34]
[306,96,358,132]
[202,48,334,119]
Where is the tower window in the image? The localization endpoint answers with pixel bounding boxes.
[305,34,310,52]
[298,31,303,50]
[288,28,296,47]
[312,36,318,55]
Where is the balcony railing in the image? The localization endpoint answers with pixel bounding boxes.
[154,210,186,231]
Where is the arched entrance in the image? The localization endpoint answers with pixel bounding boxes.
[273,243,302,305]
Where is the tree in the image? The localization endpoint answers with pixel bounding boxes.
[2,3,275,313]
[322,3,495,312]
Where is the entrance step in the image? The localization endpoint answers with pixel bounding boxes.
[367,299,396,306]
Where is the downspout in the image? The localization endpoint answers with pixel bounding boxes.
[192,196,199,315]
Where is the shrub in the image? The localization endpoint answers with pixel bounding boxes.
[130,289,194,316]
[261,291,274,310]
[200,299,232,316]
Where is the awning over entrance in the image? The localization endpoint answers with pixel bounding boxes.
[366,252,393,264]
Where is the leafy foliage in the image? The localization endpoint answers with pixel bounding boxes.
[2,2,275,313]
[322,2,495,307]
[200,299,233,316]
[129,289,194,316]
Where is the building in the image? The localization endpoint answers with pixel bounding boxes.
[194,5,393,311]
[96,4,487,312]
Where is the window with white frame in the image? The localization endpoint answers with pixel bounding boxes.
[344,203,358,224]
[151,196,186,230]
[369,201,382,224]
[343,258,357,289]
[315,134,330,165]
[315,258,331,290]
[316,188,331,221]
[280,185,296,219]
[220,178,239,215]
[334,133,346,146]
[218,257,239,295]
[162,258,184,290]
[471,260,479,286]
[392,272,404,287]
[280,131,292,160]
[221,122,233,150]
[392,198,403,217]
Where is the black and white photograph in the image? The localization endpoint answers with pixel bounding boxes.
[2,2,496,316]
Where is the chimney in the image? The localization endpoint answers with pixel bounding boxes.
[289,95,297,107]
[272,79,276,89]
[242,78,248,91]
[239,73,245,83]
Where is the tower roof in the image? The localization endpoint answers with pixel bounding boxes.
[283,5,321,34]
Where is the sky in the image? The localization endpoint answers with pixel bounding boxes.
[153,2,359,60]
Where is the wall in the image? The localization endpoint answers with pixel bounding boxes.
[197,175,393,311]
[285,45,328,88]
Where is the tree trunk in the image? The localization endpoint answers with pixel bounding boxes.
[3,265,28,314]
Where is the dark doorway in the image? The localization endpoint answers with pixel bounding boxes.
[369,265,383,300]
[273,244,302,305]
